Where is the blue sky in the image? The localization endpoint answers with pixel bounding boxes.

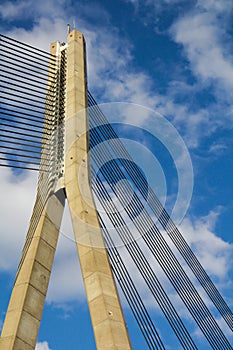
[0,0,233,349]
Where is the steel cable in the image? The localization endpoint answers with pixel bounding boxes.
[87,91,233,331]
[0,91,55,109]
[0,34,57,60]
[0,63,55,83]
[0,78,56,99]
[0,51,56,75]
[13,43,66,274]
[89,125,232,350]
[90,167,198,349]
[0,85,56,105]
[0,56,55,81]
[0,68,55,87]
[0,106,55,123]
[97,213,166,350]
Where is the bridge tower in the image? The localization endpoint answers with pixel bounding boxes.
[0,29,132,350]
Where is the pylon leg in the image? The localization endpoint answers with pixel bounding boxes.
[65,29,132,350]
[66,140,132,350]
[0,189,65,350]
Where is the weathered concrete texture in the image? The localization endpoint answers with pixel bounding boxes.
[64,30,132,350]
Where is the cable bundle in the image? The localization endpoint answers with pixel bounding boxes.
[0,35,68,279]
[88,92,232,349]
[0,34,61,172]
[98,214,166,350]
[91,169,197,349]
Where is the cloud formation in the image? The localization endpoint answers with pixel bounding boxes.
[0,1,231,340]
[0,168,37,271]
[35,341,51,350]
[171,6,233,97]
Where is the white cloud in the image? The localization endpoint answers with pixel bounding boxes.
[170,5,233,108]
[4,17,67,51]
[196,0,233,13]
[83,8,233,148]
[36,341,51,350]
[0,167,37,271]
[46,206,86,304]
[179,210,233,281]
[0,0,29,20]
[0,0,66,21]
[208,142,227,156]
[124,0,182,12]
[117,0,233,147]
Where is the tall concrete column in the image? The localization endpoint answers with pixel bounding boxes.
[64,30,132,350]
[0,190,65,350]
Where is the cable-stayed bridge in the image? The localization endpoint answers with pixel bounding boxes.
[0,30,232,350]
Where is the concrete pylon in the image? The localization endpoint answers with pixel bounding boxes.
[0,30,132,350]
